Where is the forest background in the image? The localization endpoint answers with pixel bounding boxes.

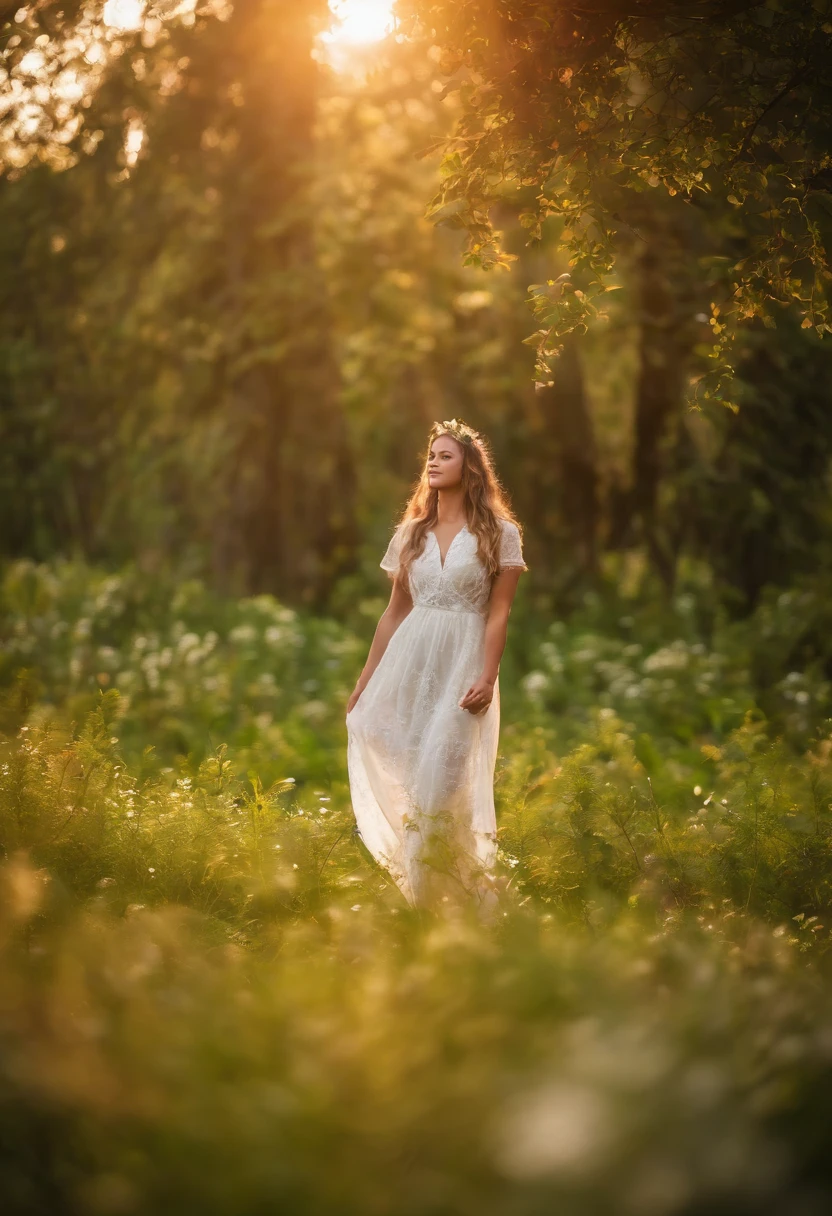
[3,1,832,1212]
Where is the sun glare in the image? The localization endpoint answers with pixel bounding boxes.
[321,0,396,47]
[102,0,146,31]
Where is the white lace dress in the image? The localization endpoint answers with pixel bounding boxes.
[346,518,527,908]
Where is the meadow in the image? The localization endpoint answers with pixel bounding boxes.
[4,0,832,1208]
[3,556,832,1214]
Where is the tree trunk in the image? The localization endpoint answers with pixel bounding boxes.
[608,240,689,591]
[209,0,356,607]
[533,333,599,579]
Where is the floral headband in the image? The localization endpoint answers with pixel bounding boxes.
[431,417,477,446]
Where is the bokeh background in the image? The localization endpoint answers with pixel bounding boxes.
[3,1,832,1212]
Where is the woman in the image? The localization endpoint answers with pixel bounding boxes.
[345,417,528,911]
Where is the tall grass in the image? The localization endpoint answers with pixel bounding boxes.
[3,557,832,1212]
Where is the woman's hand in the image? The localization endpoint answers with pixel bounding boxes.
[346,684,364,717]
[459,676,495,715]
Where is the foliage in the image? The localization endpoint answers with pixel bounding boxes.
[401,0,832,388]
[2,1,832,1198]
[678,315,832,609]
[0,557,366,785]
[3,554,832,916]
[0,700,373,926]
[5,553,832,782]
[4,5,832,608]
[5,626,832,930]
[5,856,832,1215]
[2,558,832,1207]
[0,0,356,605]
[500,705,832,926]
[4,704,832,1211]
[3,859,832,1215]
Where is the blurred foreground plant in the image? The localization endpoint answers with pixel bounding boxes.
[3,557,832,1210]
[3,848,832,1214]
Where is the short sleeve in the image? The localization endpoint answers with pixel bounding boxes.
[380,524,405,575]
[499,519,527,570]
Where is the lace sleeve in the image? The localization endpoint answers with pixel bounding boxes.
[499,520,528,570]
[380,524,404,575]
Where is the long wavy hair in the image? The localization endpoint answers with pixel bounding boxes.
[394,418,523,589]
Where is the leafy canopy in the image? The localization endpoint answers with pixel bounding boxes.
[400,0,832,388]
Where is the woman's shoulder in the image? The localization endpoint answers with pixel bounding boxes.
[496,516,527,568]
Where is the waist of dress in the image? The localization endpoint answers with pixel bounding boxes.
[412,601,485,620]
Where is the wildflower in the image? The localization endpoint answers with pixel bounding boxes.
[229,624,257,644]
[522,671,549,698]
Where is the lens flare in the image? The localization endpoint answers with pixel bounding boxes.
[322,0,396,46]
[102,0,145,31]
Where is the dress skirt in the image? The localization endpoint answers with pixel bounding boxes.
[346,603,500,908]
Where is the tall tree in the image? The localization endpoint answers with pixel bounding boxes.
[401,0,832,396]
[0,0,356,606]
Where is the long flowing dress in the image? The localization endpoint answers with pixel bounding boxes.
[346,517,527,908]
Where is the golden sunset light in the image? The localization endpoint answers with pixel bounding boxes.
[102,0,145,31]
[3,1,830,1209]
[321,0,396,47]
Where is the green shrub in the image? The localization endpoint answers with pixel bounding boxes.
[3,557,832,1213]
[2,857,832,1215]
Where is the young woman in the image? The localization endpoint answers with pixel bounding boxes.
[345,418,527,911]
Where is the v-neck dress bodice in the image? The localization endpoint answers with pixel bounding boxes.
[346,517,527,909]
[399,523,510,621]
[431,525,466,569]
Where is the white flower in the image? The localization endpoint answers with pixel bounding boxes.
[229,624,257,644]
[521,670,549,700]
[643,641,689,672]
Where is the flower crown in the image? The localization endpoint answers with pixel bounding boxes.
[431,417,477,446]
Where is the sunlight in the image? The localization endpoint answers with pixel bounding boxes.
[102,0,146,31]
[321,0,396,47]
[124,117,145,168]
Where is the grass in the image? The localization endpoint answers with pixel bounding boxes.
[3,555,832,1213]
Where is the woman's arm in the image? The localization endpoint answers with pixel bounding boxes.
[459,568,522,714]
[346,575,413,714]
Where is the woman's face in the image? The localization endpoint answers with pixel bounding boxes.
[427,434,464,490]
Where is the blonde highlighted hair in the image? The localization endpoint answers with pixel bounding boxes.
[394,418,523,587]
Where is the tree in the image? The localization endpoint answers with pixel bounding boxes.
[400,0,832,396]
[0,0,357,606]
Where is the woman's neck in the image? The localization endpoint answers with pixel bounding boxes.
[435,490,467,526]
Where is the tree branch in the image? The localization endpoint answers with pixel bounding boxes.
[729,68,805,168]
